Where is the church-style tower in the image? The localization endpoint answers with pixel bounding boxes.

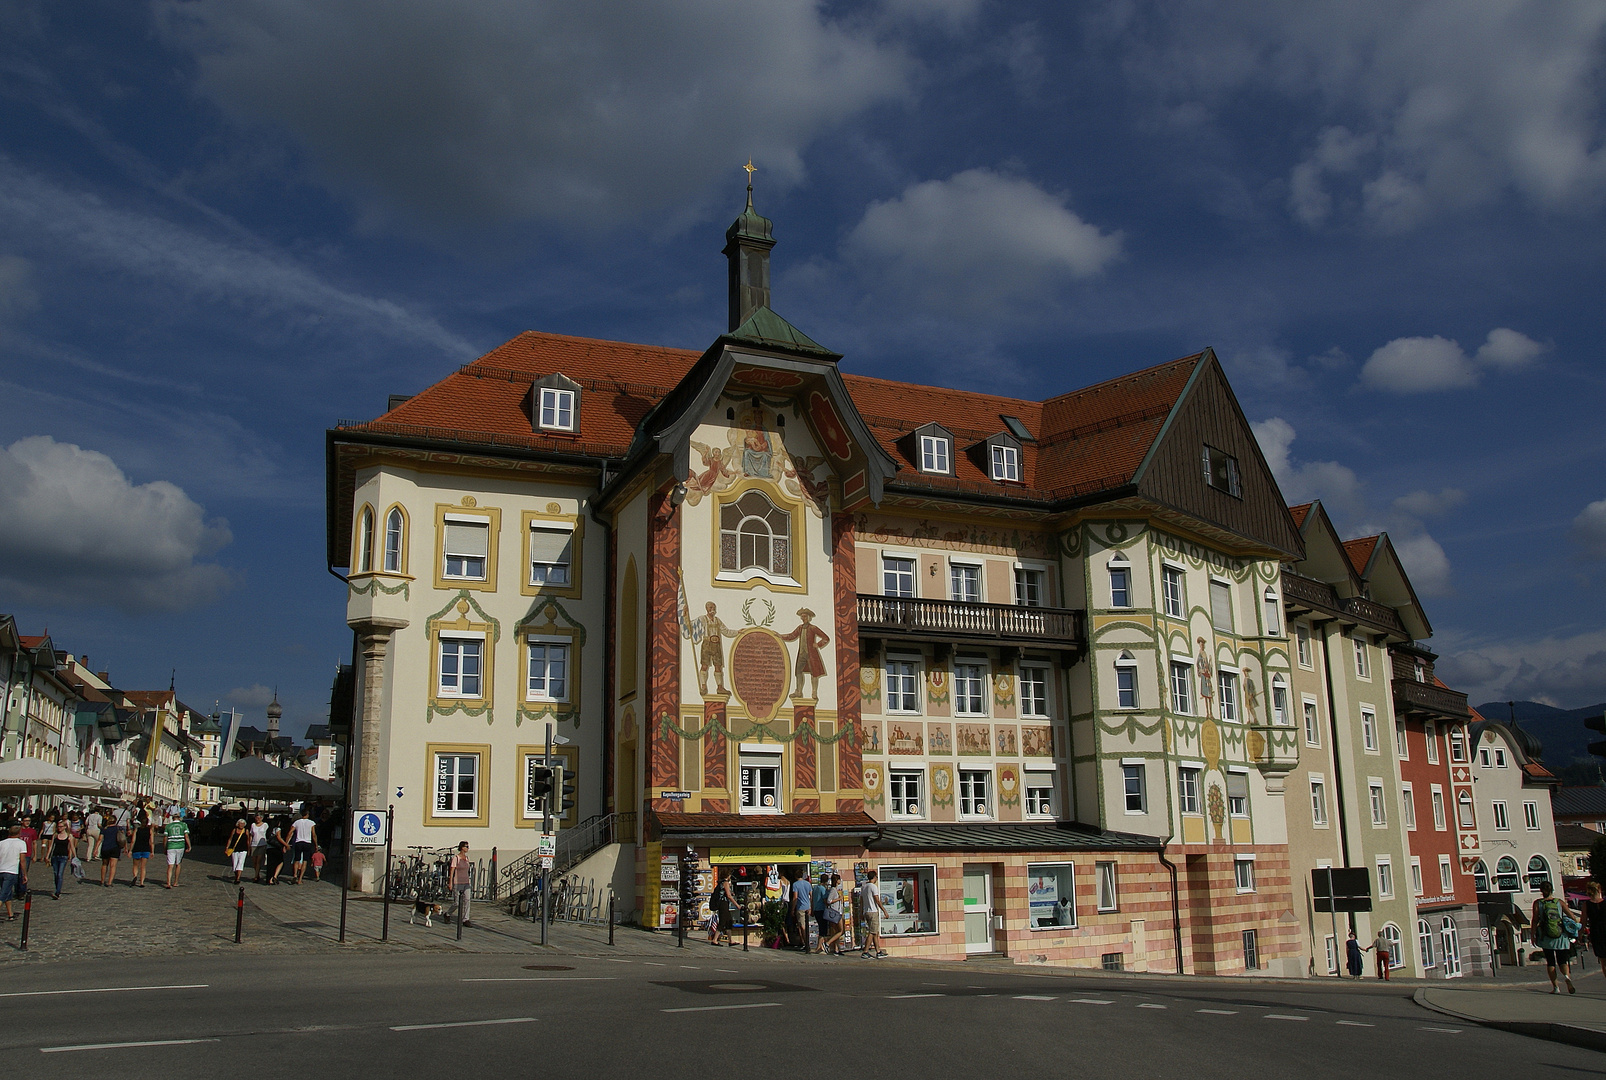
[722,167,775,331]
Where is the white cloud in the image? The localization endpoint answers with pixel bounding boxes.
[1570,499,1606,559]
[158,0,913,230]
[1388,531,1453,597]
[1391,487,1465,519]
[1251,417,1366,520]
[1438,628,1606,707]
[1359,327,1547,392]
[1114,1,1606,230]
[842,169,1123,310]
[226,684,275,708]
[0,436,232,613]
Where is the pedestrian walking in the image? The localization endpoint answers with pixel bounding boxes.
[714,870,736,946]
[98,819,124,886]
[162,810,191,888]
[0,825,26,921]
[1345,929,1365,978]
[821,874,846,955]
[224,819,250,885]
[449,842,473,926]
[310,847,325,882]
[1531,879,1580,994]
[266,817,291,884]
[249,813,269,883]
[790,870,813,952]
[84,806,102,862]
[1581,881,1606,980]
[48,812,74,899]
[811,873,828,953]
[128,812,153,887]
[37,809,56,870]
[1367,929,1392,980]
[17,813,38,868]
[290,808,317,884]
[859,868,889,958]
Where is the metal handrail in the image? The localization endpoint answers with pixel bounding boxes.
[856,595,1084,644]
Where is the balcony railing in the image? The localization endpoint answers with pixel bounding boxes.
[1281,572,1407,635]
[857,595,1085,647]
[1394,678,1469,720]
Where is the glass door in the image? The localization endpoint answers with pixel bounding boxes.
[963,865,994,954]
[1441,917,1462,977]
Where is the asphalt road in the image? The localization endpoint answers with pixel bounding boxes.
[1,949,1599,1079]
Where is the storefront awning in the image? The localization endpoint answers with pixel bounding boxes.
[648,809,879,848]
[871,821,1165,853]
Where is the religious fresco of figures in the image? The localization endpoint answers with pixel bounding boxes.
[995,725,1018,756]
[863,721,883,756]
[956,723,991,756]
[685,403,831,516]
[851,513,1053,558]
[681,591,833,717]
[888,724,924,755]
[1021,726,1053,757]
[927,723,953,756]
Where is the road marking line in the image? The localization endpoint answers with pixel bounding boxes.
[889,993,944,999]
[1137,1003,1167,1009]
[461,978,616,982]
[715,969,739,973]
[1336,1021,1374,1027]
[1197,1009,1238,1015]
[1014,995,1057,1001]
[3,984,208,1000]
[1072,999,1114,1005]
[390,1018,537,1031]
[1265,1014,1309,1021]
[680,966,702,970]
[42,1038,219,1054]
[1420,1026,1462,1034]
[662,1002,782,1014]
[642,962,666,967]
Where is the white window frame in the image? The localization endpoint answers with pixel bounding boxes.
[437,632,486,698]
[1014,566,1045,607]
[1492,800,1509,831]
[1208,578,1234,633]
[538,386,576,431]
[888,768,924,819]
[1439,856,1454,894]
[1027,862,1077,930]
[1478,746,1491,768]
[1108,557,1131,608]
[1380,923,1402,967]
[885,657,922,715]
[1235,855,1257,893]
[882,555,916,599]
[1263,588,1281,636]
[528,521,575,587]
[1218,668,1239,723]
[949,560,982,604]
[1369,781,1387,826]
[1353,635,1370,679]
[1430,786,1447,830]
[1361,707,1378,751]
[525,637,570,703]
[991,442,1020,482]
[384,507,404,573]
[1020,664,1050,719]
[1310,776,1329,827]
[1295,623,1312,668]
[442,514,490,581]
[1024,769,1055,818]
[1494,747,1507,768]
[1226,767,1250,817]
[1096,860,1119,912]
[1449,728,1469,763]
[1395,717,1408,759]
[1523,800,1539,831]
[1425,721,1439,764]
[958,768,993,819]
[1410,857,1424,897]
[1303,697,1320,747]
[1377,857,1394,899]
[919,433,951,474]
[1161,564,1185,619]
[1401,783,1416,830]
[1179,766,1201,815]
[738,747,782,814]
[1121,760,1146,814]
[1169,658,1194,716]
[1457,791,1476,829]
[432,751,479,817]
[953,661,988,717]
[1271,677,1288,726]
[1418,918,1435,969]
[1114,654,1138,710]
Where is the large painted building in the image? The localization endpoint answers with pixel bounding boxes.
[328,192,1333,972]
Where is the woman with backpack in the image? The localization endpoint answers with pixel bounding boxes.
[1531,879,1580,994]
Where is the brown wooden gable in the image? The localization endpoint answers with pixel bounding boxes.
[1131,351,1303,559]
[1295,500,1363,590]
[1352,533,1432,640]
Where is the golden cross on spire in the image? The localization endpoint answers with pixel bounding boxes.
[743,159,757,184]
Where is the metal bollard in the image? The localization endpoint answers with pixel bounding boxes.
[19,891,31,950]
[742,914,749,952]
[235,887,245,943]
[608,893,615,946]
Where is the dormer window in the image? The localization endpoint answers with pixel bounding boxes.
[1203,444,1242,497]
[992,443,1020,481]
[909,423,955,476]
[532,373,583,433]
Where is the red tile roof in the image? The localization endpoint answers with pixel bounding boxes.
[18,635,45,649]
[1343,535,1379,576]
[345,331,1202,502]
[1288,503,1311,528]
[124,690,175,709]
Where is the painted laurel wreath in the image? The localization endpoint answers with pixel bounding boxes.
[741,597,777,627]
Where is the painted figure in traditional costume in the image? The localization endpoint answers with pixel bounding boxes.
[1196,636,1214,718]
[688,602,739,695]
[781,607,830,699]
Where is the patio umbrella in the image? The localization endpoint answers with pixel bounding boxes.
[0,757,115,796]
[196,756,306,796]
[283,768,343,801]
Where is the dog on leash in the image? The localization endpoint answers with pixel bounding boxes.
[410,900,443,927]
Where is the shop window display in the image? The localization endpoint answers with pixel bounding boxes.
[878,865,937,935]
[1027,863,1076,929]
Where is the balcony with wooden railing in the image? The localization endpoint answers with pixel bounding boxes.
[857,595,1085,651]
[1280,572,1407,636]
[1393,677,1469,720]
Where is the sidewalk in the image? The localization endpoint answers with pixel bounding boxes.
[1417,976,1606,1053]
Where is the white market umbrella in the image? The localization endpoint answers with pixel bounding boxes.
[283,768,343,801]
[197,756,305,796]
[0,757,115,796]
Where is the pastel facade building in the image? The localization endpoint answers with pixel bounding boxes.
[327,195,1310,972]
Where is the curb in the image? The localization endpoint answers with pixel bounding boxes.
[1413,988,1606,1053]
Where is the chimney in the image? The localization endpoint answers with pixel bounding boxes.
[723,175,775,331]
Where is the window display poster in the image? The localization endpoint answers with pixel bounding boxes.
[1027,865,1075,928]
[765,864,783,898]
[660,900,679,929]
[879,866,936,935]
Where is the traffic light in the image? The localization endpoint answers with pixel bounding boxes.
[556,764,577,815]
[528,763,553,804]
[1586,712,1606,759]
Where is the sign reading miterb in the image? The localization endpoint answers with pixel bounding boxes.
[352,810,387,846]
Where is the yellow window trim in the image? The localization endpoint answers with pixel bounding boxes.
[521,507,583,599]
[429,607,495,714]
[711,477,808,594]
[433,502,501,593]
[424,743,491,829]
[515,743,579,830]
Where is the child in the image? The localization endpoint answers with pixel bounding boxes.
[310,847,325,882]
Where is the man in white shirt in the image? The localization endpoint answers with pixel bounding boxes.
[289,810,318,885]
[0,825,29,920]
[858,869,889,959]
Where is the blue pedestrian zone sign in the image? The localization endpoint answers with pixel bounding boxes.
[353,810,387,846]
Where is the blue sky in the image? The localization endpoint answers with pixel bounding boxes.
[2,0,1605,735]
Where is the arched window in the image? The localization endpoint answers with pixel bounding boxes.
[1380,923,1402,967]
[1457,791,1476,828]
[357,506,374,573]
[1263,587,1281,636]
[384,508,404,572]
[1441,915,1462,976]
[1115,651,1138,709]
[1494,856,1521,892]
[1418,918,1436,970]
[720,490,791,577]
[1471,859,1490,892]
[1270,674,1288,725]
[1526,855,1552,890]
[1108,554,1131,608]
[1449,727,1468,763]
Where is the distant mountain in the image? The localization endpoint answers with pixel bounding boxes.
[1473,700,1605,769]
